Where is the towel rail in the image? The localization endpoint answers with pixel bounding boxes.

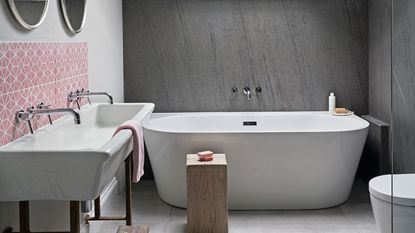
[84,152,133,225]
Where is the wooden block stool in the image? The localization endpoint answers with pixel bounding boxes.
[117,225,149,233]
[186,154,228,233]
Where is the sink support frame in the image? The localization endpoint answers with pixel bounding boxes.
[2,154,133,233]
[3,201,80,233]
[84,153,133,225]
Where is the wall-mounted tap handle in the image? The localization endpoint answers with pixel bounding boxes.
[37,102,50,109]
[231,87,238,96]
[255,87,262,94]
[15,110,34,134]
[81,88,92,105]
[37,103,53,124]
[76,100,81,110]
[27,121,34,134]
[15,110,25,123]
[67,91,77,102]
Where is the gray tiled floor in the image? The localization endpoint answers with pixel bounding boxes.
[97,180,379,233]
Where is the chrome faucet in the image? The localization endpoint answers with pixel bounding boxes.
[16,107,81,134]
[68,89,113,110]
[243,87,251,100]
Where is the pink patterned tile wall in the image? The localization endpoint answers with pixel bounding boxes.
[0,42,88,146]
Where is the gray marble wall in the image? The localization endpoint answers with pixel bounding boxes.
[123,0,369,113]
[392,0,415,173]
[365,0,415,176]
[360,0,392,178]
[369,0,391,124]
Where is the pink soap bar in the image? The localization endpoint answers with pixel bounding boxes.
[197,151,214,159]
[199,155,214,161]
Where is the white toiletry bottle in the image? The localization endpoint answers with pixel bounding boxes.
[329,93,336,114]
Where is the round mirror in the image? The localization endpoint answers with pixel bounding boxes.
[7,0,49,30]
[60,0,87,34]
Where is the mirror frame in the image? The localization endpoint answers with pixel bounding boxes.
[7,0,50,30]
[60,0,88,34]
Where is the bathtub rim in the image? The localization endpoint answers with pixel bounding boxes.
[143,111,369,134]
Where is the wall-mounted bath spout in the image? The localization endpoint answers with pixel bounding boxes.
[243,87,251,100]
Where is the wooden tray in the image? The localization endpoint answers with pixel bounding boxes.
[332,111,354,116]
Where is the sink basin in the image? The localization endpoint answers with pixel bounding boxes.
[0,103,154,202]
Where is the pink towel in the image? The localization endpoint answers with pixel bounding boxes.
[113,120,145,183]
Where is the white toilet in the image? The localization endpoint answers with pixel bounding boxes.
[369,174,415,233]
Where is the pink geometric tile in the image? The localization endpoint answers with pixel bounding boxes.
[0,42,88,146]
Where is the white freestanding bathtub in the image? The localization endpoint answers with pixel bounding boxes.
[143,112,369,210]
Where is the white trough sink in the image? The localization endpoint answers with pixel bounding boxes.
[0,103,154,202]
